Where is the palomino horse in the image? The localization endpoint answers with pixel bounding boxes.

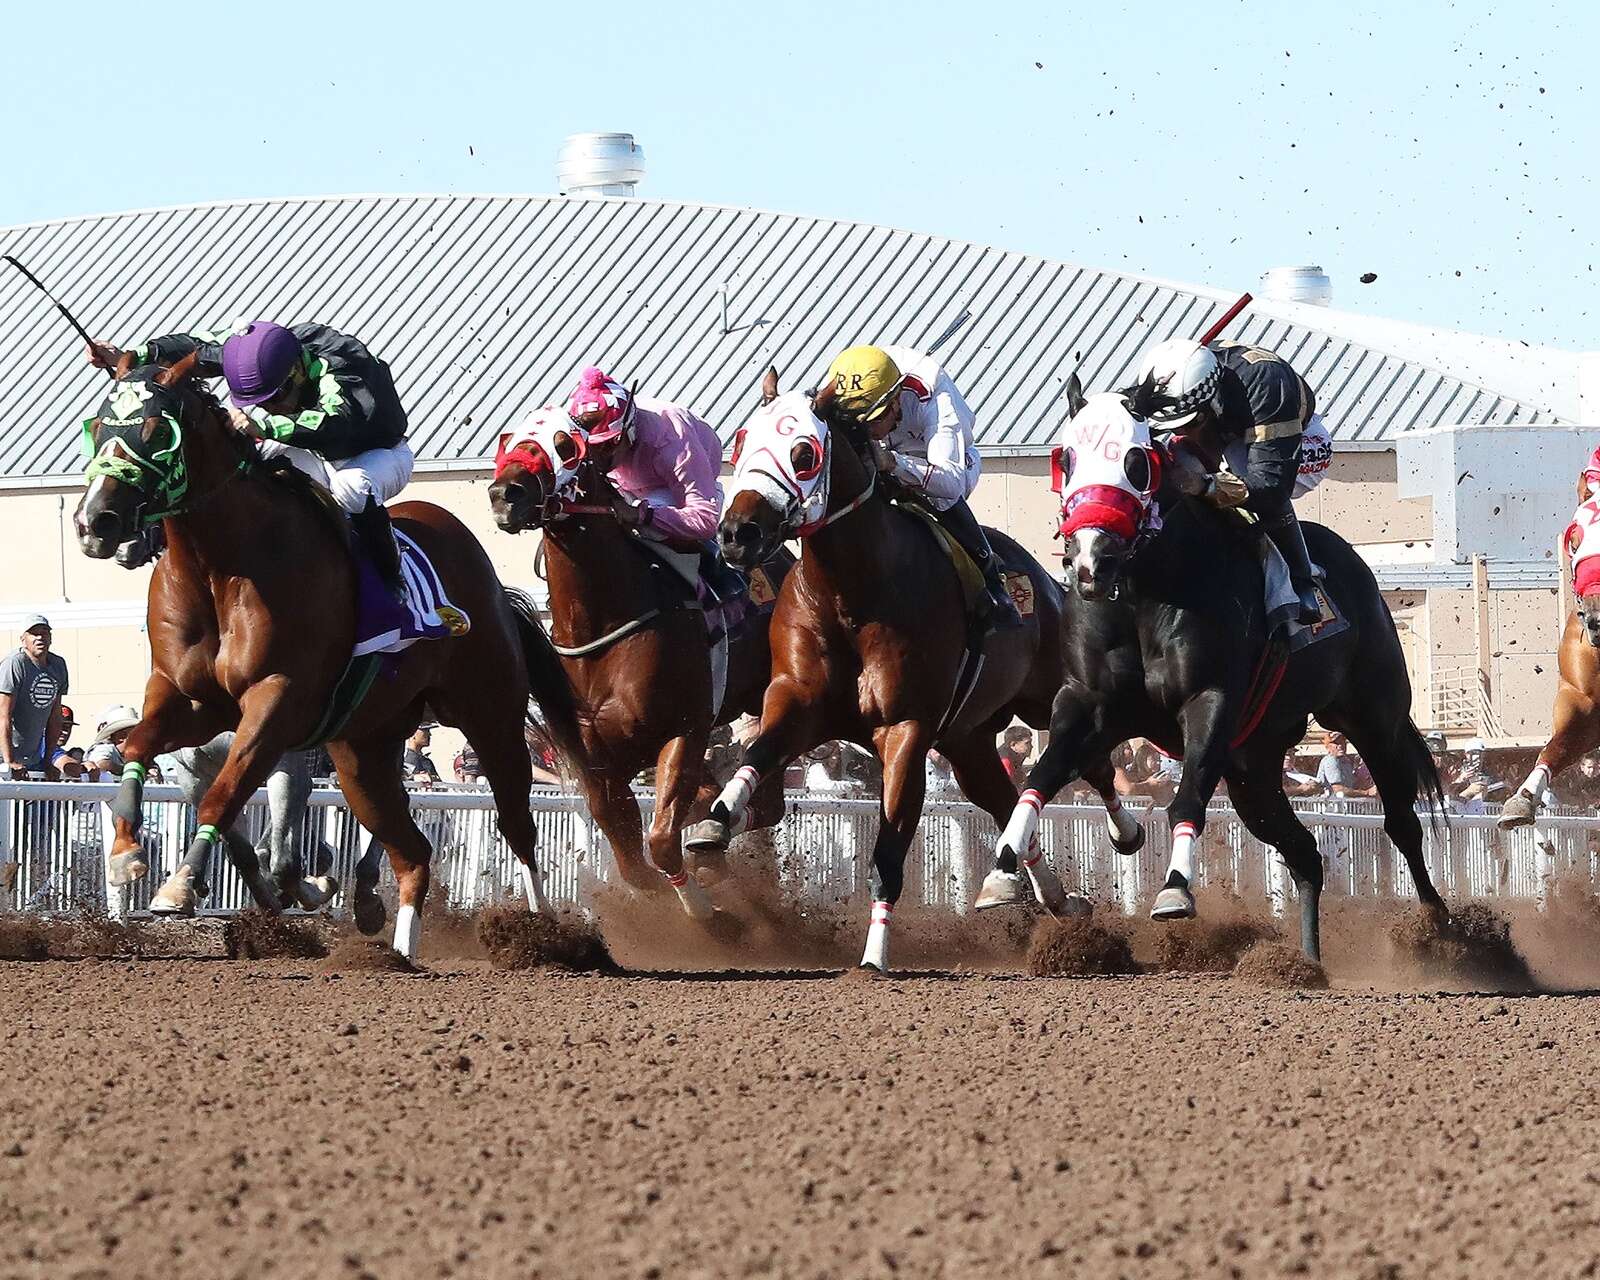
[486,408,793,919]
[1500,496,1600,828]
[686,386,1141,972]
[75,355,570,958]
[989,385,1447,960]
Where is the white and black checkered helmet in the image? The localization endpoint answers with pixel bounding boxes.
[1133,338,1222,429]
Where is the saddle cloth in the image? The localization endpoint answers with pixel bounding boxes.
[639,540,781,720]
[352,528,472,659]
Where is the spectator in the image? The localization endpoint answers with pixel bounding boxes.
[1552,753,1600,808]
[453,745,485,787]
[525,721,563,787]
[51,705,83,778]
[1283,749,1322,798]
[1448,738,1506,812]
[0,616,68,780]
[999,726,1034,785]
[1314,731,1378,798]
[403,725,440,786]
[84,705,140,780]
[804,743,856,795]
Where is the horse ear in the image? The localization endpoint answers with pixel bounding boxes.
[1065,371,1086,418]
[156,350,200,387]
[114,350,136,379]
[812,381,837,415]
[760,366,779,405]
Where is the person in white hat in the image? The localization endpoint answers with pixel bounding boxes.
[84,705,140,781]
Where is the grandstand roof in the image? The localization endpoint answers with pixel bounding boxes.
[0,193,1572,482]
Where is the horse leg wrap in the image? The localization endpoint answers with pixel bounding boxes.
[666,870,715,922]
[1105,797,1144,852]
[860,900,892,973]
[1151,821,1199,920]
[686,766,759,851]
[393,904,421,961]
[111,761,147,828]
[519,862,552,915]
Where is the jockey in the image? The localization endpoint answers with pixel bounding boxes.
[822,344,1022,628]
[1132,337,1323,624]
[1578,444,1600,503]
[565,365,725,556]
[87,322,412,598]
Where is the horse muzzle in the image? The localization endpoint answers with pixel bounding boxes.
[1065,531,1123,601]
[1582,597,1600,647]
[74,500,129,560]
[719,516,770,569]
[487,480,536,534]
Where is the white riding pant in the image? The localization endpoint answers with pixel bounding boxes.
[256,440,415,513]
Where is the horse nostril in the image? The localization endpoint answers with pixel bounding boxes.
[499,483,525,507]
[735,522,761,547]
[90,510,123,541]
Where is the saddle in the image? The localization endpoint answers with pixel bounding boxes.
[892,497,988,618]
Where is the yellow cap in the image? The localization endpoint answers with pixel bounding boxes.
[825,345,902,421]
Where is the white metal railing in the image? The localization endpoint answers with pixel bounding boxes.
[0,782,1590,918]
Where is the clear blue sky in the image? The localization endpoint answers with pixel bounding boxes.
[4,0,1594,348]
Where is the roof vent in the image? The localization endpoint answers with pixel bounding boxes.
[557,132,645,198]
[1260,265,1332,307]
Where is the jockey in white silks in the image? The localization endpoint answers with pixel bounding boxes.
[822,343,1020,627]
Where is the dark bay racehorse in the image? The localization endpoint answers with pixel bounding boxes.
[992,385,1447,960]
[486,408,794,919]
[75,354,568,958]
[686,385,1140,972]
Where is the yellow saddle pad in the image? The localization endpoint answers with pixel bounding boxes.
[892,498,987,616]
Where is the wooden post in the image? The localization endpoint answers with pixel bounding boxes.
[1472,554,1492,734]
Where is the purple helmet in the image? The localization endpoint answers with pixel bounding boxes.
[220,322,303,406]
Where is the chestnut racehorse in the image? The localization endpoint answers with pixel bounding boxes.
[487,408,793,920]
[75,355,568,959]
[686,386,1141,972]
[1500,610,1600,828]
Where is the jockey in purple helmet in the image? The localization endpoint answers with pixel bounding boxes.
[87,322,412,596]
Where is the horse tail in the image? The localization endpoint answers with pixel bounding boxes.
[1401,717,1449,831]
[502,587,588,777]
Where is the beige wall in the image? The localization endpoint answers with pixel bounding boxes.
[0,448,1563,753]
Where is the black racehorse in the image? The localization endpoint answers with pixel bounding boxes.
[978,382,1447,961]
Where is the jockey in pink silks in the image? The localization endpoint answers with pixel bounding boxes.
[566,367,723,550]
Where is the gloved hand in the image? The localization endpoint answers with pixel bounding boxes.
[610,492,652,529]
[1164,445,1211,497]
[1203,468,1250,509]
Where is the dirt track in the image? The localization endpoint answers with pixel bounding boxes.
[4,923,1600,1279]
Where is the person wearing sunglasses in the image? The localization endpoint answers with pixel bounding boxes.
[822,343,1021,628]
[87,321,412,599]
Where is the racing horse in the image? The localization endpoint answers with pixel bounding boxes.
[75,353,571,958]
[1500,495,1600,828]
[487,407,793,919]
[988,382,1448,961]
[685,383,1142,972]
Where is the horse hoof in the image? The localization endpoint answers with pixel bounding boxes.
[670,875,716,923]
[107,850,149,887]
[293,875,339,912]
[973,870,1027,911]
[149,868,199,917]
[353,893,387,937]
[1110,825,1146,857]
[1150,886,1196,920]
[855,961,888,978]
[682,818,731,854]
[1057,894,1093,920]
[1497,793,1538,830]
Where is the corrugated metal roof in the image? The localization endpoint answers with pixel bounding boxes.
[0,193,1565,481]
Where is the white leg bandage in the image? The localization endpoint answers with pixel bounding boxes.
[1106,796,1140,844]
[393,903,421,960]
[861,900,892,972]
[518,862,551,915]
[1519,762,1552,804]
[714,765,761,825]
[1168,821,1198,884]
[1000,789,1044,866]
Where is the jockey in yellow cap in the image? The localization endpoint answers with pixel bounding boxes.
[823,344,1021,627]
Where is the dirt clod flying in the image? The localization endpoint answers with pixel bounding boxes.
[1390,903,1536,991]
[226,910,330,960]
[477,903,614,972]
[1232,940,1328,989]
[1027,914,1138,977]
[320,937,422,975]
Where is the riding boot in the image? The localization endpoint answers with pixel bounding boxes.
[1264,514,1323,625]
[939,499,1023,630]
[353,496,405,602]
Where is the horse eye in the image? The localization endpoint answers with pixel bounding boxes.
[730,429,748,467]
[791,440,821,478]
[1123,447,1151,491]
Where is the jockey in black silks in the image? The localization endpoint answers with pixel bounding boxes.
[1129,338,1325,625]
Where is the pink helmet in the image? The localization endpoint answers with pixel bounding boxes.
[567,367,636,445]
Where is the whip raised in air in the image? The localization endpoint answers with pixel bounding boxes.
[2,255,111,379]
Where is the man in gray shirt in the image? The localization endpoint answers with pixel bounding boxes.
[0,616,69,779]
